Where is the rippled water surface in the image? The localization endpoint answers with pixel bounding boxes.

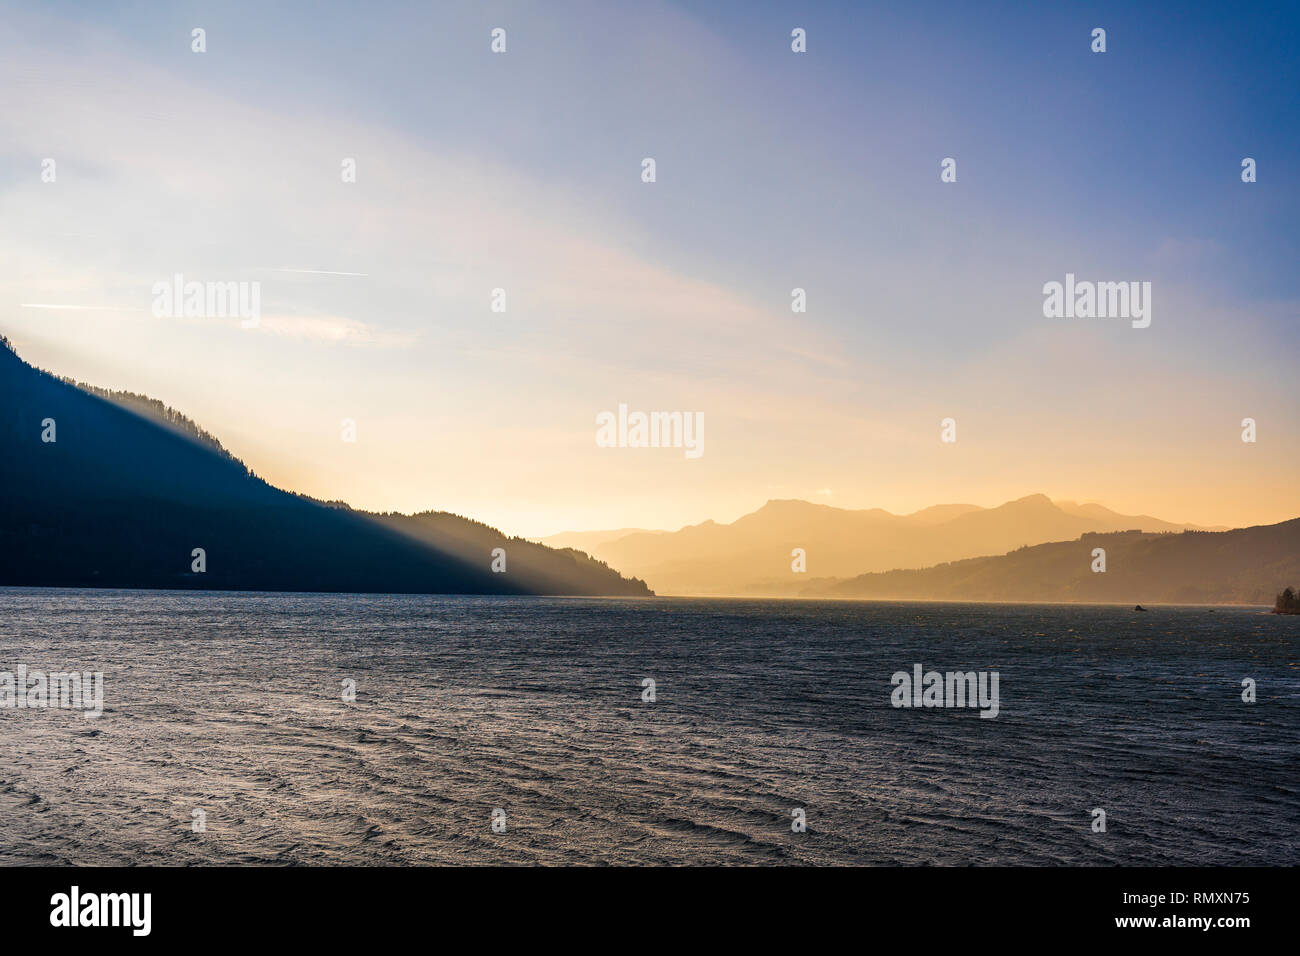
[0,589,1295,865]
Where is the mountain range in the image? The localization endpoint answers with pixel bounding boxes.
[542,496,1230,596]
[5,334,1293,604]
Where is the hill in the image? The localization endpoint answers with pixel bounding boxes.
[0,336,650,596]
[809,522,1300,605]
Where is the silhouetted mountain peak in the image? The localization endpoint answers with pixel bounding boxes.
[1001,493,1057,509]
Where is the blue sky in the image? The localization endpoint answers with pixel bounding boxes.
[1,0,1296,533]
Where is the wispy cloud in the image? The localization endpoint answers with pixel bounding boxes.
[255,314,414,346]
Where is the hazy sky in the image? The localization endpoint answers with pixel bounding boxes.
[2,0,1296,536]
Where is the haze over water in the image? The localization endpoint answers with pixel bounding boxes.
[1,589,1294,865]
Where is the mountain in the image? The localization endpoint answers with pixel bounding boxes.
[542,494,1224,596]
[0,337,650,596]
[807,521,1300,605]
[540,527,670,552]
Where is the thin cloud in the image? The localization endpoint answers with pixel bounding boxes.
[255,314,414,346]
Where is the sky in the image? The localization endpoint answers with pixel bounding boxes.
[1,0,1297,537]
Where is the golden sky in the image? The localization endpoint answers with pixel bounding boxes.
[3,4,1296,537]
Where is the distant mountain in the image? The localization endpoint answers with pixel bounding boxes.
[807,521,1300,605]
[541,527,670,552]
[0,336,650,596]
[543,495,1225,596]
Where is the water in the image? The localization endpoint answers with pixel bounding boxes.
[0,588,1295,865]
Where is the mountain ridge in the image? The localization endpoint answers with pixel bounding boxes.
[540,493,1232,596]
[0,336,651,596]
[807,520,1300,605]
